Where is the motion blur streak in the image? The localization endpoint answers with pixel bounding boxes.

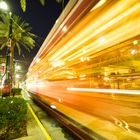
[67,88,140,95]
[26,0,140,139]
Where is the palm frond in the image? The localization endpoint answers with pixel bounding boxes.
[0,13,36,55]
[0,43,6,50]
[19,41,30,52]
[0,13,10,24]
[56,0,63,3]
[16,43,22,55]
[20,0,26,12]
[39,0,45,5]
[20,0,46,12]
[21,35,35,48]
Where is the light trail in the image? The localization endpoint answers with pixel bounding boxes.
[67,88,140,95]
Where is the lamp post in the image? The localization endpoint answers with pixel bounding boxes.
[7,12,13,93]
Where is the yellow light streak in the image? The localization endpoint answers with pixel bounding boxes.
[27,1,140,82]
[64,4,140,61]
[49,1,137,62]
[90,0,106,12]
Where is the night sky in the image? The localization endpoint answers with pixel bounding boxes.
[1,0,69,63]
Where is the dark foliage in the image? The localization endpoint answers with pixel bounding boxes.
[0,97,27,140]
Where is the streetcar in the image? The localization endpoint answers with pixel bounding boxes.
[26,0,140,139]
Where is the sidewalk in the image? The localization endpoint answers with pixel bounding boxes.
[15,109,46,140]
[14,91,52,140]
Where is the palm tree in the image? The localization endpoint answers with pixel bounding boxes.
[0,13,36,91]
[20,0,64,11]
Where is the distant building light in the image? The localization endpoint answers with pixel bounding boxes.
[104,72,108,76]
[16,65,21,70]
[1,63,5,66]
[104,77,110,81]
[16,74,20,78]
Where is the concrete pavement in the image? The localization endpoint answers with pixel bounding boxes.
[14,91,52,140]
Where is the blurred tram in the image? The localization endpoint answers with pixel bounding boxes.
[26,0,140,139]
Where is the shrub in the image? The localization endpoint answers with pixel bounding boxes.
[11,88,22,96]
[0,97,27,140]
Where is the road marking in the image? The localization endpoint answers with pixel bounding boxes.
[28,103,52,140]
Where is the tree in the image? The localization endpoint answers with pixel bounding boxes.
[0,13,36,90]
[20,0,64,12]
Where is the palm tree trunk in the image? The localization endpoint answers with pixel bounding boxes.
[10,43,14,91]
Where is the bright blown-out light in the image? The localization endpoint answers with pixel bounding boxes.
[67,88,140,95]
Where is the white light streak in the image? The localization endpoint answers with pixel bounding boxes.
[98,37,106,43]
[79,75,86,78]
[86,56,90,61]
[67,88,140,95]
[62,26,67,32]
[50,105,56,109]
[51,60,65,67]
[36,58,40,63]
[90,0,106,11]
[82,48,87,54]
[80,57,84,62]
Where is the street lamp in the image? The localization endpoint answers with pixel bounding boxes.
[0,1,8,11]
[7,11,13,92]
